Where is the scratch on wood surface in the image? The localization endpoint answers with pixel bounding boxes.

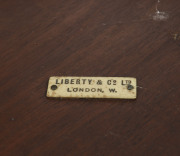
[109,131,120,137]
[136,86,143,89]
[153,0,169,21]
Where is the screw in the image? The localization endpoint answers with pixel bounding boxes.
[51,85,58,90]
[127,84,134,90]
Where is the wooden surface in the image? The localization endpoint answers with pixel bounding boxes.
[0,0,180,155]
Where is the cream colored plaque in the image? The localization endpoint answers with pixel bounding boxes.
[47,77,137,99]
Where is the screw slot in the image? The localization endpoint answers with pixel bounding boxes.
[51,85,58,90]
[127,85,134,90]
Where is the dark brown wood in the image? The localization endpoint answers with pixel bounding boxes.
[0,0,180,155]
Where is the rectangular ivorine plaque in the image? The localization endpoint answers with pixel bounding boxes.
[47,76,137,99]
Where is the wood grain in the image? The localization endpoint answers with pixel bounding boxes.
[0,0,180,155]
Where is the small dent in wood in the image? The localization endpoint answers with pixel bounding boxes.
[172,33,180,41]
[11,117,15,121]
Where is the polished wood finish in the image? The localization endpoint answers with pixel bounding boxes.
[0,0,180,155]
